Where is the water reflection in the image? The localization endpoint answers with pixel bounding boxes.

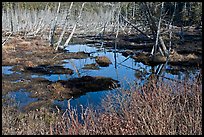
[2,66,14,75]
[5,89,38,110]
[2,44,200,112]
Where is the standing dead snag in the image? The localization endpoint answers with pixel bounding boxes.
[151,2,164,56]
[49,2,61,47]
[142,2,168,58]
[62,2,86,49]
[168,2,177,56]
[141,2,157,39]
[54,2,86,51]
[9,2,15,32]
[55,2,73,51]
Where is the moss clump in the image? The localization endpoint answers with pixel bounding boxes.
[82,63,100,70]
[95,56,112,67]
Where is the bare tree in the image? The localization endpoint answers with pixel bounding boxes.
[168,2,177,55]
[49,2,61,47]
[9,2,14,32]
[55,2,73,50]
[150,2,165,56]
[62,2,86,49]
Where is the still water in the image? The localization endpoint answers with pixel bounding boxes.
[2,44,200,111]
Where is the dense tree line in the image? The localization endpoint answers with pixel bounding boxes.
[2,2,202,26]
[2,2,202,52]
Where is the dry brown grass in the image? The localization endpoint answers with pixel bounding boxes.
[2,73,202,135]
[99,76,202,135]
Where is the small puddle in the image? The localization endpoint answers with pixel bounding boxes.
[2,66,14,75]
[5,89,38,110]
[31,74,71,82]
[2,66,21,75]
[66,44,98,53]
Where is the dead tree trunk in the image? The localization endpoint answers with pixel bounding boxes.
[143,2,168,57]
[55,2,73,50]
[9,2,14,32]
[152,2,164,56]
[63,2,85,48]
[49,2,61,47]
[141,2,157,39]
[2,32,12,46]
[168,2,177,55]
[120,14,152,39]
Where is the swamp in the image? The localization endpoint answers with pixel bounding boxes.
[2,2,202,135]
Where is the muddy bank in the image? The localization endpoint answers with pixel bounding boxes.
[47,76,120,100]
[2,72,119,111]
[2,25,202,68]
[2,37,90,68]
[82,63,100,70]
[74,27,202,67]
[131,46,202,67]
[24,65,74,75]
[95,56,112,67]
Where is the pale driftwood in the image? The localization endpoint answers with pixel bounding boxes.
[2,32,12,46]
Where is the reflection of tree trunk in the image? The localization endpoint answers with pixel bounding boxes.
[114,3,121,69]
[69,59,81,78]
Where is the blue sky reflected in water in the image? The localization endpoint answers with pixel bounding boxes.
[2,44,200,112]
[2,66,14,75]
